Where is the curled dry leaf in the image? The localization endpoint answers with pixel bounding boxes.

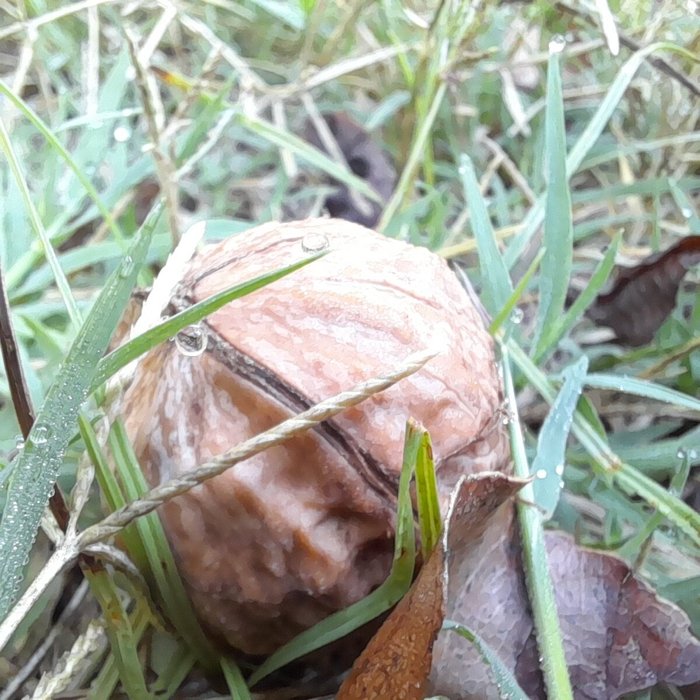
[587,235,700,346]
[305,113,397,227]
[119,218,509,657]
[336,472,527,700]
[429,504,700,699]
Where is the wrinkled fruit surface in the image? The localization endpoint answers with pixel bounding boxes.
[121,218,509,655]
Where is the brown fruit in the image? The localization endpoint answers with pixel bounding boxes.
[120,218,509,656]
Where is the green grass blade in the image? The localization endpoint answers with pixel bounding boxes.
[531,356,588,520]
[506,339,700,544]
[458,154,513,316]
[504,42,696,269]
[248,418,422,687]
[501,345,574,700]
[150,647,196,698]
[86,571,153,699]
[669,178,700,233]
[414,426,441,559]
[108,419,219,672]
[489,248,545,335]
[239,114,382,204]
[534,45,573,357]
[534,235,620,362]
[442,620,529,700]
[0,78,123,249]
[221,657,252,700]
[0,117,81,328]
[379,82,447,231]
[585,374,700,414]
[91,252,323,392]
[0,204,161,621]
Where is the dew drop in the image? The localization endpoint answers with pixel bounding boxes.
[688,448,698,460]
[536,468,547,479]
[555,463,565,476]
[14,435,25,450]
[549,34,567,54]
[681,207,693,219]
[175,324,207,357]
[510,307,524,325]
[31,424,50,446]
[113,125,132,143]
[119,255,134,278]
[677,448,687,460]
[301,233,329,253]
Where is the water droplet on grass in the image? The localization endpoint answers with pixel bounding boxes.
[510,307,524,324]
[31,424,50,446]
[113,125,132,143]
[119,255,134,278]
[549,34,566,54]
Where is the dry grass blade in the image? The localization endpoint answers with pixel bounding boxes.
[78,348,437,547]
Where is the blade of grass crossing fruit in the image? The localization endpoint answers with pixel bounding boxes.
[531,356,588,520]
[248,419,423,686]
[86,569,153,699]
[443,620,529,700]
[0,203,162,621]
[91,252,325,392]
[534,45,573,358]
[458,154,513,316]
[414,426,441,559]
[109,419,219,672]
[534,235,620,362]
[504,42,693,269]
[501,345,574,700]
[221,657,252,700]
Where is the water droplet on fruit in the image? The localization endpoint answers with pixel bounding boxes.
[175,324,207,357]
[301,233,329,253]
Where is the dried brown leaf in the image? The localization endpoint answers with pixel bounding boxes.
[305,113,397,227]
[430,505,700,699]
[337,472,527,700]
[587,235,700,346]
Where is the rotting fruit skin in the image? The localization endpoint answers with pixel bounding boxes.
[120,218,510,656]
